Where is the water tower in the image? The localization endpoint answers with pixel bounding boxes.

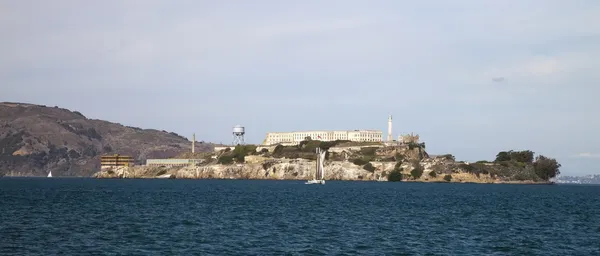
[232,125,245,145]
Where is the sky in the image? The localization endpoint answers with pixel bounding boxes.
[1,0,599,175]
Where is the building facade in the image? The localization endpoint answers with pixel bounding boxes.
[146,159,202,167]
[101,154,135,169]
[262,130,382,145]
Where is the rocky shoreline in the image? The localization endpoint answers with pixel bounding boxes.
[93,158,552,184]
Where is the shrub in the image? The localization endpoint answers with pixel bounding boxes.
[388,169,403,182]
[218,155,234,164]
[67,149,80,159]
[443,174,452,182]
[394,161,403,170]
[363,163,376,172]
[440,154,455,161]
[360,147,378,156]
[458,163,475,172]
[353,158,369,166]
[411,164,424,179]
[262,161,275,170]
[429,171,437,178]
[395,153,405,162]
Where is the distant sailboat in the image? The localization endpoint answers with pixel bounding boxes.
[47,170,52,178]
[306,148,326,185]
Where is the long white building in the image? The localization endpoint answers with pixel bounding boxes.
[263,130,382,145]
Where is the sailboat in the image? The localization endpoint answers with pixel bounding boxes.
[306,148,326,185]
[47,170,52,178]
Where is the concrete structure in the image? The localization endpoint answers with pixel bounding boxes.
[214,145,277,153]
[192,133,195,153]
[387,115,393,142]
[232,125,245,145]
[146,159,202,167]
[101,154,135,169]
[399,133,420,144]
[262,130,382,146]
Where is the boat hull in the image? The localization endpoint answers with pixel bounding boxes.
[305,179,325,185]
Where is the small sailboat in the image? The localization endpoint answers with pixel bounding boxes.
[47,170,52,178]
[306,148,326,185]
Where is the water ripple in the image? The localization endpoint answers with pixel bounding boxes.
[1,179,599,255]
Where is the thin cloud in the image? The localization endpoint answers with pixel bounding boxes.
[571,153,600,159]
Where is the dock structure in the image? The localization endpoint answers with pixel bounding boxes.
[100,154,135,169]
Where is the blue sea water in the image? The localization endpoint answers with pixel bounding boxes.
[0,178,599,255]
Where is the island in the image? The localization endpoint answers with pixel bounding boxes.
[0,102,561,183]
[93,140,561,184]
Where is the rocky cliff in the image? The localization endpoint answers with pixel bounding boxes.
[93,145,556,184]
[0,102,213,177]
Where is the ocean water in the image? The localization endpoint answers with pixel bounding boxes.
[0,179,599,255]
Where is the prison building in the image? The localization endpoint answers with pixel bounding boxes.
[263,130,383,145]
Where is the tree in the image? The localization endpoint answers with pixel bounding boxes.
[388,169,403,182]
[429,171,437,178]
[495,150,535,163]
[495,151,511,162]
[511,150,534,163]
[443,174,452,182]
[411,164,424,180]
[533,155,561,181]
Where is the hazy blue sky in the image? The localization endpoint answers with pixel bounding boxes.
[1,1,599,175]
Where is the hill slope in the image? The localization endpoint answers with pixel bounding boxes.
[0,102,213,176]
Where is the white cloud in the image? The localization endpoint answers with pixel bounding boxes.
[571,153,600,159]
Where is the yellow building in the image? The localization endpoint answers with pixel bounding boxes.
[263,130,382,145]
[100,154,135,168]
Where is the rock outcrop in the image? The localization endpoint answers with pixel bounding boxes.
[93,156,549,184]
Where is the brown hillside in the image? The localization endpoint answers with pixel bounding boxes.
[0,102,214,177]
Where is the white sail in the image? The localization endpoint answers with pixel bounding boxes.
[306,148,326,184]
[47,170,52,178]
[319,150,326,179]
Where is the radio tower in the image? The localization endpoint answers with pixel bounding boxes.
[387,115,393,142]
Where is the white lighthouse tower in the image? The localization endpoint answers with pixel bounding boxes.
[387,115,393,142]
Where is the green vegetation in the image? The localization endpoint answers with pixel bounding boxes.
[394,153,405,162]
[353,158,370,166]
[429,171,437,178]
[360,147,378,156]
[495,150,534,163]
[439,154,455,161]
[443,174,452,182]
[387,169,403,182]
[363,162,376,172]
[217,155,234,164]
[408,142,426,150]
[410,163,424,180]
[455,150,560,182]
[533,155,561,180]
[217,145,257,164]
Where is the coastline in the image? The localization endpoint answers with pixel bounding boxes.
[91,160,554,185]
